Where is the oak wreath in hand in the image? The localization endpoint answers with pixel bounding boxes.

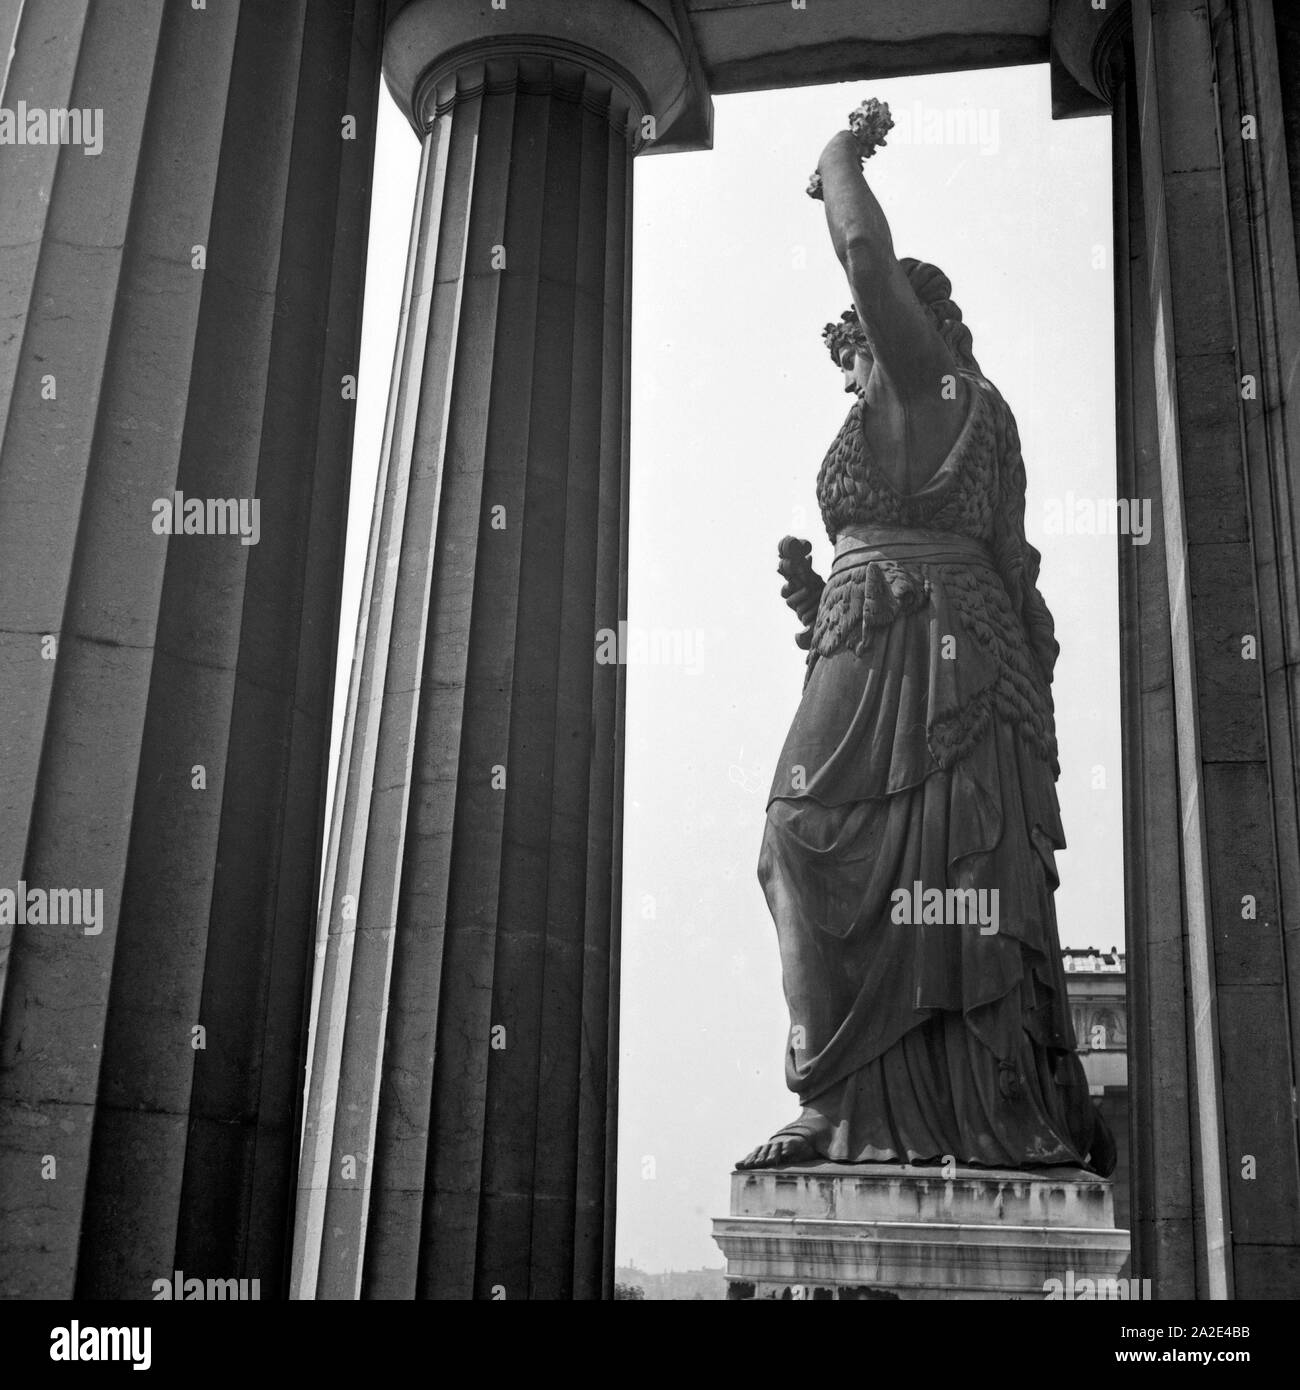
[806,97,895,201]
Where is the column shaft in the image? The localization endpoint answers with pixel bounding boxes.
[294,55,632,1301]
[1114,0,1300,1297]
[0,0,383,1297]
[1114,35,1203,1298]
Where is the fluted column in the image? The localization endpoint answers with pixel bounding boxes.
[1108,14,1213,1298]
[1057,0,1300,1299]
[0,0,383,1297]
[293,1,708,1300]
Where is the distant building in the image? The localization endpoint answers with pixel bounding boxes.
[614,1265,727,1301]
[1062,947,1129,1235]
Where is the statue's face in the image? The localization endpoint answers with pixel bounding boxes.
[840,345,872,396]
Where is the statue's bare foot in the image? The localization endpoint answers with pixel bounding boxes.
[736,1115,829,1169]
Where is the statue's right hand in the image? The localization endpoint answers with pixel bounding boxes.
[780,575,823,629]
[776,536,824,642]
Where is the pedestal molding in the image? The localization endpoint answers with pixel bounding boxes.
[716,1165,1130,1300]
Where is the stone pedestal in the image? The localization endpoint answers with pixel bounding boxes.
[713,1165,1130,1300]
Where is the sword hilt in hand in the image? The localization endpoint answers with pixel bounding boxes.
[777,536,823,651]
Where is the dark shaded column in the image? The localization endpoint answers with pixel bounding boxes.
[292,1,709,1300]
[1111,22,1208,1300]
[1208,0,1300,1298]
[0,0,383,1298]
[1057,0,1300,1298]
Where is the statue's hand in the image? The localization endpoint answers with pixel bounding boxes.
[806,102,893,200]
[818,129,863,168]
[807,132,857,201]
[780,574,824,628]
[777,536,824,649]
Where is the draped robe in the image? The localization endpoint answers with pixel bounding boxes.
[759,370,1106,1167]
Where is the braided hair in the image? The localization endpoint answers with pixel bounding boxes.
[823,259,980,373]
[897,257,980,374]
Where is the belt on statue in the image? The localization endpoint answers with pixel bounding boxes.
[830,525,998,577]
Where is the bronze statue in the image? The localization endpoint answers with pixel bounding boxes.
[739,102,1114,1176]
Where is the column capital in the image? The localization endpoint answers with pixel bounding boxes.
[384,0,713,153]
[1049,0,1131,120]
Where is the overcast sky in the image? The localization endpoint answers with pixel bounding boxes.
[337,62,1118,1277]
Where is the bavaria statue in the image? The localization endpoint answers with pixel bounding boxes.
[739,100,1116,1176]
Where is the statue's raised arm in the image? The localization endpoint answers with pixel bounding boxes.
[815,130,961,410]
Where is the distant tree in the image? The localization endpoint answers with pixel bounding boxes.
[614,1282,646,1300]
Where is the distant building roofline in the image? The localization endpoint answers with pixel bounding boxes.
[1061,946,1126,973]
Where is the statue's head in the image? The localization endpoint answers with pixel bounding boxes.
[823,310,872,395]
[823,258,979,392]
